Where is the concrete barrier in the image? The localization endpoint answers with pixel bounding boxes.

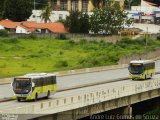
[0,64,128,85]
[0,78,13,85]
[119,49,160,64]
[54,64,128,76]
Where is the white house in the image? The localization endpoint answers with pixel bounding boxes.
[129,0,160,23]
[0,25,4,30]
[27,10,70,23]
[16,26,30,34]
[131,0,159,13]
[0,19,68,34]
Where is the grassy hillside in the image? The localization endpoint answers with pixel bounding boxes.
[0,36,160,78]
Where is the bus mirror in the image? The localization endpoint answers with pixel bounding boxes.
[128,66,131,71]
[142,66,145,70]
[32,83,35,87]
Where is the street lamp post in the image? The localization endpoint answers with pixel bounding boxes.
[34,0,36,10]
[127,0,132,10]
[145,26,148,49]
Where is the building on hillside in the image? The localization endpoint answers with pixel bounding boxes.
[0,19,68,34]
[51,0,124,12]
[129,0,160,24]
[28,10,69,23]
[28,0,124,23]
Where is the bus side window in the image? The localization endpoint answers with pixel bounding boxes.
[49,77,51,85]
[46,77,49,85]
[44,77,49,86]
[54,76,56,84]
[44,78,46,86]
[52,76,56,84]
[40,78,43,86]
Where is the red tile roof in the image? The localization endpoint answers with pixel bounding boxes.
[0,19,68,33]
[0,19,21,29]
[46,22,68,33]
[20,22,68,33]
[144,1,157,6]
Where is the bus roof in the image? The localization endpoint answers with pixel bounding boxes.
[130,60,154,64]
[15,73,56,79]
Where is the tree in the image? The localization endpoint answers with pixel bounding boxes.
[3,0,32,21]
[65,11,90,33]
[65,11,81,33]
[90,2,131,35]
[0,0,5,20]
[41,0,52,23]
[79,13,90,33]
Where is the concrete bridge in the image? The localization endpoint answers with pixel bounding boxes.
[1,74,160,120]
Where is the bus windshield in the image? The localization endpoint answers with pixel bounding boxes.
[12,78,31,94]
[129,64,144,74]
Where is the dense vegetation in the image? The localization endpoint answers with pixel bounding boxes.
[65,3,130,34]
[0,36,160,78]
[2,0,32,21]
[65,11,90,33]
[90,3,130,34]
[0,0,47,21]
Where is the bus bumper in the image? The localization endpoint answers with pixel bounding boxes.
[13,94,33,100]
[129,74,144,80]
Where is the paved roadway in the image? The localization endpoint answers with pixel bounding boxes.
[0,60,160,99]
[1,74,160,113]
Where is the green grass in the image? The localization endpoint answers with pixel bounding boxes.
[0,36,160,78]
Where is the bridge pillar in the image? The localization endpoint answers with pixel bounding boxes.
[122,105,132,116]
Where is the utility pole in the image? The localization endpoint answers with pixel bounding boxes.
[145,27,148,49]
[34,0,36,10]
[48,0,52,8]
[127,0,132,10]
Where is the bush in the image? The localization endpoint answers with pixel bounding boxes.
[157,34,160,40]
[21,64,30,67]
[0,30,8,37]
[0,63,6,68]
[0,38,19,44]
[78,56,101,68]
[55,60,68,67]
[57,19,66,25]
[8,45,24,51]
[68,40,75,45]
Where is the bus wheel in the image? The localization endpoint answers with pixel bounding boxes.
[150,73,152,78]
[145,75,147,80]
[17,98,21,102]
[46,91,50,99]
[35,93,38,101]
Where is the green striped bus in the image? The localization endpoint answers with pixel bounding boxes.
[12,73,57,101]
[128,60,155,80]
